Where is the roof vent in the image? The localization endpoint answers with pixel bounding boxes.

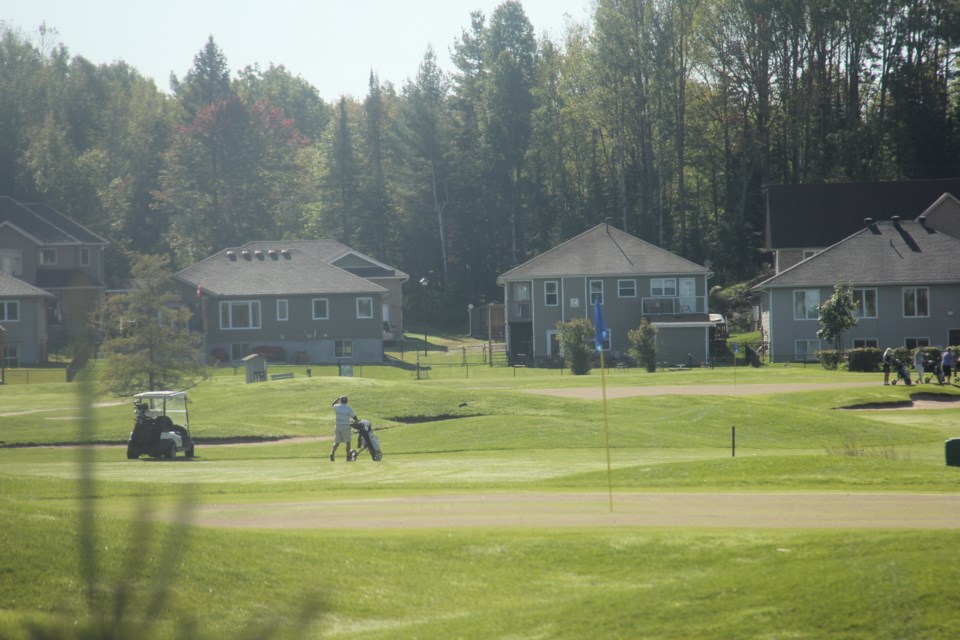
[918,215,928,227]
[226,250,237,261]
[254,250,264,260]
[241,250,251,260]
[281,249,291,259]
[863,217,875,227]
[891,215,901,226]
[268,249,279,259]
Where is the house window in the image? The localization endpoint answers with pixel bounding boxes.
[277,299,288,322]
[618,279,636,298]
[38,248,57,265]
[230,343,250,361]
[0,249,22,275]
[2,343,19,367]
[219,301,261,330]
[852,289,877,319]
[335,339,353,358]
[793,289,820,320]
[589,280,604,305]
[544,281,559,307]
[79,247,91,267]
[651,278,676,297]
[0,300,20,322]
[356,297,373,319]
[905,337,930,350]
[312,298,329,320]
[795,339,821,361]
[903,287,929,318]
[853,338,878,349]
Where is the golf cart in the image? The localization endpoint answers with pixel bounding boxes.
[126,390,195,460]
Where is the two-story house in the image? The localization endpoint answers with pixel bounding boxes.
[497,223,715,366]
[174,241,407,365]
[0,197,108,364]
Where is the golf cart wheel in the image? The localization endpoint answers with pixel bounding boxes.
[126,441,138,460]
[166,440,176,459]
[185,445,195,459]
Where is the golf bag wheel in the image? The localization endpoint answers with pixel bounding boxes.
[373,451,382,462]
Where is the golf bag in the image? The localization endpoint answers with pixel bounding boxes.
[350,418,382,461]
[891,360,912,386]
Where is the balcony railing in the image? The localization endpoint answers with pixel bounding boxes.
[641,296,706,316]
[508,301,532,321]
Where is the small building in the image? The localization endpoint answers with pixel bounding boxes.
[241,353,267,383]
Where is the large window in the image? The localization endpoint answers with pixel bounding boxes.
[79,247,91,267]
[335,340,353,358]
[38,248,57,266]
[795,339,821,361]
[277,299,288,321]
[853,338,878,349]
[618,279,636,298]
[544,281,559,307]
[903,287,929,318]
[0,249,22,275]
[905,337,930,350]
[0,300,20,322]
[852,288,877,318]
[312,298,329,320]
[219,301,261,330]
[793,289,820,320]
[651,278,677,297]
[589,280,604,305]
[356,297,373,319]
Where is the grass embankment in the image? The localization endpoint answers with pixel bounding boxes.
[2,364,960,638]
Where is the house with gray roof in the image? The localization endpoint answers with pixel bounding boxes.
[753,193,960,362]
[0,271,55,366]
[174,241,407,364]
[497,222,715,366]
[0,196,108,363]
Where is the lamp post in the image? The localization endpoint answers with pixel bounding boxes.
[420,277,429,357]
[467,303,474,337]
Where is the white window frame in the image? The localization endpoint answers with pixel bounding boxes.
[793,289,820,320]
[589,280,604,305]
[852,288,877,319]
[651,278,677,297]
[618,279,637,298]
[312,298,329,320]
[277,299,289,322]
[544,281,559,307]
[79,247,91,267]
[853,338,878,349]
[795,339,821,361]
[0,300,20,322]
[219,300,261,330]
[335,339,353,359]
[0,249,23,276]
[903,287,929,318]
[38,248,57,266]
[356,297,374,319]
[905,337,930,350]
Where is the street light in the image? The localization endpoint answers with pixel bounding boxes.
[420,277,429,357]
[467,303,474,337]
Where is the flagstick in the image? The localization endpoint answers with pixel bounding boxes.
[599,348,613,513]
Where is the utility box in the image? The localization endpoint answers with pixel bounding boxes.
[946,438,960,467]
[242,353,267,384]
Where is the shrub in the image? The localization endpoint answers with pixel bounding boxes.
[817,349,844,370]
[846,348,881,372]
[627,319,658,372]
[556,318,594,375]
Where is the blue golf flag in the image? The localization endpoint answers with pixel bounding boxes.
[594,301,607,352]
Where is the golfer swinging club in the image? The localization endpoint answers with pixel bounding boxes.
[330,395,356,462]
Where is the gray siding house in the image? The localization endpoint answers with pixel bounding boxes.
[753,194,960,362]
[0,197,108,362]
[0,272,55,366]
[497,223,714,366]
[174,241,407,365]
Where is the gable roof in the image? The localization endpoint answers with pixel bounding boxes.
[753,218,960,289]
[498,223,711,280]
[240,240,408,280]
[764,179,960,250]
[0,196,108,245]
[0,272,55,298]
[174,246,387,297]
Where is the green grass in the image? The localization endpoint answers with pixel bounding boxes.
[2,364,960,638]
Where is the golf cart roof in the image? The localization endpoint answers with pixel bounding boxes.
[133,391,187,400]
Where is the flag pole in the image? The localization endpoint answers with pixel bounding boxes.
[600,347,613,513]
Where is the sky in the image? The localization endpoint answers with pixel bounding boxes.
[3,0,593,102]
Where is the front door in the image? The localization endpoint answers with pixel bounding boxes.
[679,277,697,313]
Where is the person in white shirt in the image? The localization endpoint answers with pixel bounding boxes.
[330,396,356,462]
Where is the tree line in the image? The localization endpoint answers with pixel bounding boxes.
[2,0,958,326]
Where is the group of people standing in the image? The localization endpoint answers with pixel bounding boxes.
[883,347,955,385]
